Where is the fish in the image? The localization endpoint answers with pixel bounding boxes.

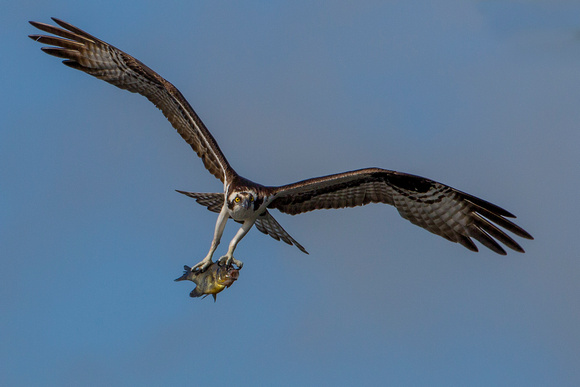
[175,262,240,301]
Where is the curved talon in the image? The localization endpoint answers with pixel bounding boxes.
[232,258,243,269]
[217,256,243,269]
[192,259,213,273]
[217,256,230,267]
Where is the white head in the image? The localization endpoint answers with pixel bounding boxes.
[227,191,258,221]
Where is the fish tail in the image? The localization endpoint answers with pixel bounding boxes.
[174,265,193,282]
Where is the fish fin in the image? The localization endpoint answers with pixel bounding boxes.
[189,287,203,298]
[174,265,192,282]
[212,294,217,302]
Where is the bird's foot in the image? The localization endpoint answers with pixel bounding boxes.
[218,255,243,270]
[191,258,214,273]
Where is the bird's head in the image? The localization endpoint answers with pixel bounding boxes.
[227,190,258,220]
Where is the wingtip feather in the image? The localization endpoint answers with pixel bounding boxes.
[28,20,45,28]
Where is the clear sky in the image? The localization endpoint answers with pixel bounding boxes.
[3,1,580,386]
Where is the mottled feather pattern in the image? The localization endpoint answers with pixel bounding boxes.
[30,19,532,259]
[176,191,308,254]
[255,212,308,254]
[271,180,395,214]
[175,191,224,214]
[391,184,472,242]
[269,168,532,254]
[29,18,231,183]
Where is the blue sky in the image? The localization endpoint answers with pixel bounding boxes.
[2,1,580,386]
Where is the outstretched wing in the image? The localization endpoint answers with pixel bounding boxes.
[29,18,233,183]
[268,168,533,255]
[176,191,308,254]
[176,191,225,214]
[254,212,308,254]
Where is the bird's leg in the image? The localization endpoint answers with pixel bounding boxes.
[192,205,229,272]
[218,219,255,269]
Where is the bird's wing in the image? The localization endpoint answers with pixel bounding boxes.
[254,211,308,254]
[176,190,307,253]
[176,191,225,214]
[29,18,233,183]
[268,168,533,255]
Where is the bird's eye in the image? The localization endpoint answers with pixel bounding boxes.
[250,196,254,202]
[234,197,241,203]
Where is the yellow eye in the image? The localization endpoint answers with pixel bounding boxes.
[250,196,254,202]
[234,197,241,203]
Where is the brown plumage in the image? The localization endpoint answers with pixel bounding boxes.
[29,18,231,182]
[29,18,533,276]
[267,168,532,255]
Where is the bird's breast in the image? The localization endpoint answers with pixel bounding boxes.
[228,206,256,221]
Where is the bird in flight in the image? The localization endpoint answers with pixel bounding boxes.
[29,18,532,273]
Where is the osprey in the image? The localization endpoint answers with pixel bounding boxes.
[29,18,533,272]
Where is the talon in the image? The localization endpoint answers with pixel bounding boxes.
[217,256,229,266]
[216,256,243,269]
[232,258,243,269]
[192,259,213,273]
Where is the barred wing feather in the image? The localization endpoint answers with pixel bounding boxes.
[269,168,533,255]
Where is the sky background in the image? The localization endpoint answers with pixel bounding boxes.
[2,1,580,385]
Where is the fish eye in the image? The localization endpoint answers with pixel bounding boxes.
[234,197,241,203]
